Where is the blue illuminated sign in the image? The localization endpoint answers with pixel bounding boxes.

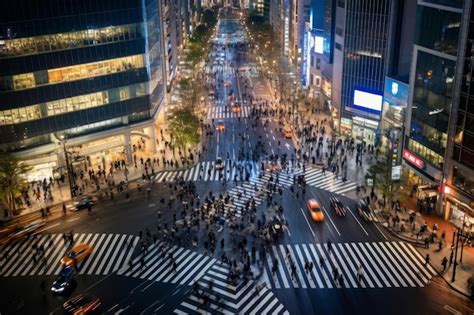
[384,77,408,108]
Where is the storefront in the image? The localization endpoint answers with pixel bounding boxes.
[446,195,474,233]
[352,116,379,145]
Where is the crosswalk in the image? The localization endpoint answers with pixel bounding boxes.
[118,242,216,286]
[0,233,138,277]
[208,106,251,119]
[174,263,288,315]
[153,160,259,182]
[224,171,294,217]
[304,167,358,196]
[260,242,437,289]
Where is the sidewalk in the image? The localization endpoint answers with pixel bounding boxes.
[368,187,474,298]
[1,124,203,229]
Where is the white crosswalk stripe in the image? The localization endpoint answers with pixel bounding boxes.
[153,160,259,182]
[208,106,251,119]
[304,167,358,195]
[118,242,216,286]
[224,171,295,217]
[262,242,436,289]
[0,233,138,277]
[173,263,288,315]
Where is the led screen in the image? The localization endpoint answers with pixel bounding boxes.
[314,36,324,54]
[353,90,383,112]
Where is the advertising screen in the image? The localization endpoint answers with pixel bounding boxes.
[314,36,324,54]
[384,77,409,108]
[353,90,383,113]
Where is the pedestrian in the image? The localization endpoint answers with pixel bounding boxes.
[424,237,430,249]
[424,254,430,266]
[441,257,448,272]
[338,274,344,287]
[333,267,338,282]
[319,256,324,268]
[62,203,67,215]
[327,239,332,254]
[357,265,364,283]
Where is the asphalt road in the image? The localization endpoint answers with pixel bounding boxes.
[0,14,473,315]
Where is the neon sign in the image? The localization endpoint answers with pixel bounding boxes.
[403,149,425,170]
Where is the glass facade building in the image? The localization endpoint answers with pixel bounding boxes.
[405,1,462,184]
[0,0,165,152]
[338,0,392,145]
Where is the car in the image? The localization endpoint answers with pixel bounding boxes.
[51,267,75,294]
[63,294,101,315]
[307,199,324,222]
[216,120,225,131]
[357,199,374,221]
[8,219,45,240]
[297,174,306,186]
[330,197,346,216]
[72,196,95,212]
[231,103,241,113]
[270,216,284,239]
[215,157,225,170]
[265,162,280,172]
[283,126,292,139]
[61,243,93,267]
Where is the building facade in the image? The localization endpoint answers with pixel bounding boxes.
[441,0,474,225]
[332,0,394,146]
[403,0,464,213]
[0,0,166,181]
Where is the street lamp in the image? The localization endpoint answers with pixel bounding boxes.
[59,135,76,199]
[292,81,298,126]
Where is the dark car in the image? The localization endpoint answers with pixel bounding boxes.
[63,294,101,314]
[51,267,75,294]
[330,197,346,216]
[270,216,284,239]
[72,196,95,212]
[357,200,374,221]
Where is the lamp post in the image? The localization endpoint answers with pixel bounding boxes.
[60,135,75,199]
[292,80,297,127]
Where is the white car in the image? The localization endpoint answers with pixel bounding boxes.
[215,158,225,170]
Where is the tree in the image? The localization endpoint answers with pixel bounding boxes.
[366,155,394,209]
[168,108,201,153]
[201,8,217,28]
[0,153,32,217]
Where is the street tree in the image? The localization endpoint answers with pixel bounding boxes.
[0,153,32,218]
[168,107,201,153]
[366,155,394,209]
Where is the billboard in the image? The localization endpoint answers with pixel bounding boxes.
[314,36,324,54]
[353,89,383,113]
[384,77,409,108]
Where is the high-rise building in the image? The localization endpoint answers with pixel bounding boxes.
[332,0,394,145]
[440,0,474,223]
[0,0,166,181]
[403,0,465,212]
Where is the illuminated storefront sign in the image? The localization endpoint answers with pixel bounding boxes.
[403,149,425,170]
[314,36,324,54]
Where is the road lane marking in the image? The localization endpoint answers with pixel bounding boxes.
[347,206,369,236]
[300,207,315,238]
[373,221,388,240]
[67,217,80,223]
[443,305,462,315]
[322,206,341,237]
[36,222,60,233]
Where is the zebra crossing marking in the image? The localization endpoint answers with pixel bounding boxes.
[153,160,259,183]
[120,242,217,286]
[263,242,436,289]
[0,233,138,277]
[208,105,251,119]
[304,167,358,195]
[174,263,288,315]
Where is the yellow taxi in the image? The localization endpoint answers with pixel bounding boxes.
[216,120,225,131]
[283,126,292,139]
[231,103,241,113]
[61,243,93,267]
[307,199,324,222]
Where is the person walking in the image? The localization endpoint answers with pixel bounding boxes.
[424,254,430,266]
[327,239,332,254]
[357,265,364,283]
[441,257,448,272]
